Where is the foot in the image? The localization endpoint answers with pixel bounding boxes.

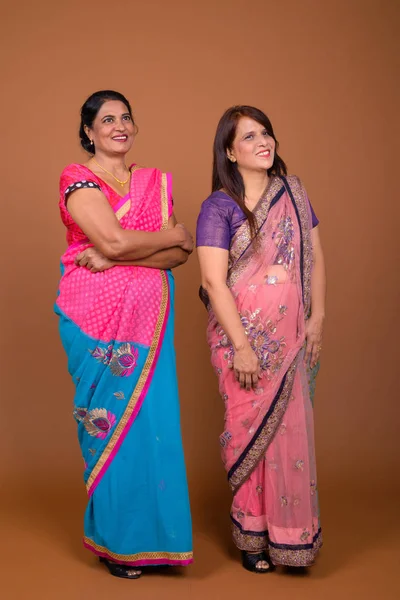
[242,551,272,573]
[99,557,142,579]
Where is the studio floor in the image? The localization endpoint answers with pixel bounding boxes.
[1,479,399,600]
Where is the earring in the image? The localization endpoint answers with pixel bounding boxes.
[229,156,236,163]
[90,139,94,146]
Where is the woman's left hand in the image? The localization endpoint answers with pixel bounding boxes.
[75,247,115,273]
[305,314,324,368]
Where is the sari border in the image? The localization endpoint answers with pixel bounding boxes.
[269,529,322,567]
[86,271,170,496]
[160,172,169,230]
[282,175,313,315]
[114,165,143,221]
[231,516,268,552]
[83,537,193,566]
[227,177,285,287]
[228,355,299,493]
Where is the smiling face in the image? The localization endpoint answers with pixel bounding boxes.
[227,116,276,174]
[84,100,135,156]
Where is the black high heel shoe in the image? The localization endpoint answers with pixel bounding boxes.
[241,551,273,573]
[99,557,142,579]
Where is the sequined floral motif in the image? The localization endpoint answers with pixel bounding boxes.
[109,344,139,377]
[293,495,301,506]
[280,496,288,507]
[89,448,96,456]
[280,423,287,435]
[219,430,232,447]
[216,308,286,374]
[295,459,304,471]
[310,480,317,496]
[90,343,139,377]
[113,391,125,400]
[273,215,295,270]
[90,344,113,365]
[237,510,245,519]
[84,408,116,439]
[73,407,88,423]
[300,529,311,542]
[256,485,263,494]
[267,275,278,285]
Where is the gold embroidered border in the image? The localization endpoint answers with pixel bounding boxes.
[84,537,193,562]
[229,356,299,493]
[86,270,169,494]
[284,176,313,316]
[227,177,284,288]
[115,200,131,221]
[232,522,267,552]
[115,165,142,221]
[160,172,169,230]
[269,531,322,567]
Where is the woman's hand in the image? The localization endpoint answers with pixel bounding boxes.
[174,223,194,253]
[305,314,324,368]
[75,247,115,273]
[233,343,261,391]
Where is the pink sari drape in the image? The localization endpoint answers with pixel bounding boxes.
[205,176,322,566]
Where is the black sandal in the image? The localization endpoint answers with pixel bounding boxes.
[241,551,273,573]
[99,557,142,579]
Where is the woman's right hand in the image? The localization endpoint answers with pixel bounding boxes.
[174,223,194,253]
[233,343,261,391]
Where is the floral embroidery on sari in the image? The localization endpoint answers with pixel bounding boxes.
[90,343,139,377]
[273,215,295,271]
[84,408,117,439]
[216,308,287,376]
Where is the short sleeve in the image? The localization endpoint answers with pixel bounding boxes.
[58,164,104,240]
[60,164,101,203]
[308,199,319,228]
[196,199,231,250]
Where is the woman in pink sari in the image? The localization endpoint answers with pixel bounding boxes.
[197,106,326,573]
[55,90,193,579]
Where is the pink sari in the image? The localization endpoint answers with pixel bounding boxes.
[206,176,321,566]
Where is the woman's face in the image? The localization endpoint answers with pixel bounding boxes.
[228,116,275,173]
[85,100,135,155]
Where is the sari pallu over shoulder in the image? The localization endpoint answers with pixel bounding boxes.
[224,175,314,492]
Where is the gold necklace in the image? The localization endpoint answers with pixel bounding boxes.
[92,158,130,187]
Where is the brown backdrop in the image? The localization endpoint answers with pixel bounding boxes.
[1,1,399,598]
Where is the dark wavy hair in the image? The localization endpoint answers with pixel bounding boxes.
[79,90,134,153]
[212,105,287,237]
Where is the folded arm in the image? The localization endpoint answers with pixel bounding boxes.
[67,188,192,260]
[74,212,191,271]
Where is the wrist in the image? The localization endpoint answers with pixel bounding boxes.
[310,311,325,322]
[233,338,251,352]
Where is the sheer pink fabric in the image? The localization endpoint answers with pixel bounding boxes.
[206,177,321,566]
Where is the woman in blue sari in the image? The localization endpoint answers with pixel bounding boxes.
[55,90,193,578]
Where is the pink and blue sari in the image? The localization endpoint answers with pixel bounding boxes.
[197,176,322,566]
[55,163,193,567]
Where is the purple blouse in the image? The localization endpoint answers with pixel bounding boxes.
[196,191,319,250]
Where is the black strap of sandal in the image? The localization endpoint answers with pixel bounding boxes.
[99,557,141,579]
[241,551,272,573]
